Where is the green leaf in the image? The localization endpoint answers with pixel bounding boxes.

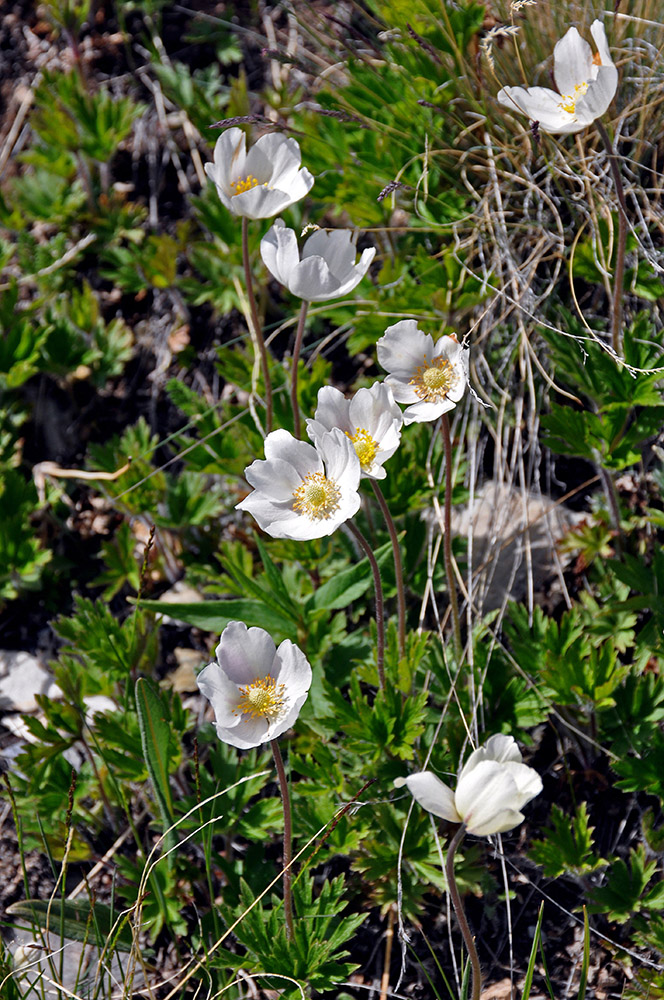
[529,803,607,878]
[306,542,392,612]
[7,898,134,952]
[134,598,298,639]
[135,678,176,858]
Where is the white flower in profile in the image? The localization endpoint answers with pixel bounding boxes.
[205,128,314,220]
[197,621,312,749]
[306,383,403,480]
[376,320,469,425]
[260,219,376,302]
[236,427,361,540]
[497,20,617,135]
[394,734,542,837]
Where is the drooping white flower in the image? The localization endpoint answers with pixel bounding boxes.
[260,219,376,302]
[376,320,469,425]
[395,734,542,837]
[205,128,314,220]
[236,427,361,540]
[306,383,403,480]
[197,621,312,749]
[497,20,617,135]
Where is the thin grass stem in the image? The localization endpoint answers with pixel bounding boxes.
[371,479,406,658]
[441,414,462,660]
[347,520,386,690]
[270,739,294,941]
[242,217,273,434]
[291,300,309,439]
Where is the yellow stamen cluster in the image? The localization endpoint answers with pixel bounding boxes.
[230,174,265,196]
[558,81,588,114]
[348,428,378,470]
[409,355,458,402]
[292,472,341,520]
[235,675,286,721]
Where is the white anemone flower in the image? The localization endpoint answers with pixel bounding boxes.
[236,427,361,540]
[260,219,376,302]
[497,21,617,135]
[376,320,469,425]
[306,383,403,480]
[205,128,314,220]
[197,621,312,749]
[395,734,542,837]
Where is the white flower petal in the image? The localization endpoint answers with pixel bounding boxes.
[209,128,246,196]
[553,26,593,96]
[197,621,313,749]
[497,86,576,132]
[377,321,435,381]
[263,429,322,479]
[576,65,618,121]
[288,255,341,301]
[403,398,455,425]
[303,228,356,277]
[311,385,353,435]
[261,221,301,286]
[590,20,613,70]
[397,771,461,823]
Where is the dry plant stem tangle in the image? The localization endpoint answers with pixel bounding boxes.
[595,120,628,356]
[270,738,294,940]
[291,300,310,439]
[242,217,273,434]
[370,479,406,658]
[347,520,386,690]
[441,415,462,660]
[445,823,481,1000]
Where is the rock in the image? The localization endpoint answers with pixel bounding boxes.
[0,651,61,713]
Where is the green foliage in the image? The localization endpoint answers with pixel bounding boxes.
[0,469,52,602]
[215,874,366,997]
[32,70,144,165]
[589,844,664,923]
[540,313,664,470]
[529,803,607,878]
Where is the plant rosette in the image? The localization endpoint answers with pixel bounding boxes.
[497,20,617,134]
[395,734,542,836]
[237,427,361,540]
[376,320,469,425]
[197,621,313,749]
[205,128,314,219]
[260,219,376,301]
[306,383,403,480]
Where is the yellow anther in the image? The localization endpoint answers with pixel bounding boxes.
[235,675,286,721]
[409,355,458,402]
[292,472,342,519]
[348,428,378,469]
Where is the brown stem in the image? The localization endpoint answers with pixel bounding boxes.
[441,414,462,660]
[347,520,386,690]
[291,300,309,439]
[242,217,273,434]
[371,480,406,658]
[379,904,396,1000]
[595,120,628,356]
[270,739,294,940]
[446,824,481,1000]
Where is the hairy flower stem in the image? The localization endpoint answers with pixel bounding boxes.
[441,415,462,660]
[595,120,627,356]
[242,217,273,435]
[446,824,481,1000]
[348,521,386,690]
[290,300,309,438]
[371,480,406,658]
[271,739,294,940]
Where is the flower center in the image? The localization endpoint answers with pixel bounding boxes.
[230,174,265,196]
[235,675,286,721]
[347,428,378,470]
[558,81,589,114]
[292,472,342,520]
[409,356,458,402]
